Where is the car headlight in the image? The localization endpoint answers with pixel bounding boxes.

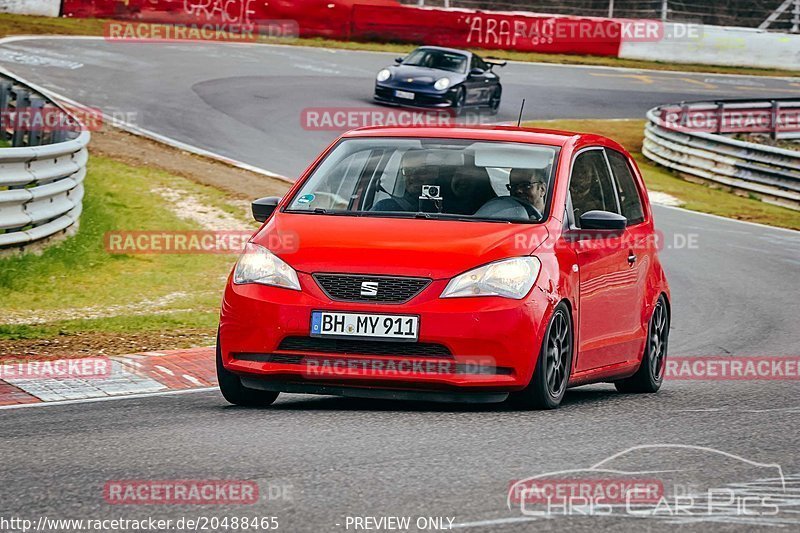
[376,69,391,82]
[434,77,451,90]
[233,242,301,291]
[441,257,541,299]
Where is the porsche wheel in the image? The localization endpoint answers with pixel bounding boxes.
[615,295,669,394]
[509,302,573,410]
[489,86,502,115]
[452,87,466,116]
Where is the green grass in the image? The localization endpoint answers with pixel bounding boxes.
[1,13,797,77]
[0,312,220,341]
[523,118,800,231]
[0,155,245,340]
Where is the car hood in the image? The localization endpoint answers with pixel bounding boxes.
[253,213,550,280]
[386,65,466,85]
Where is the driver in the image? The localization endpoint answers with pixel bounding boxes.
[372,150,436,212]
[507,168,547,215]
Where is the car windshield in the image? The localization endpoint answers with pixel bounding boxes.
[402,49,468,73]
[286,138,559,223]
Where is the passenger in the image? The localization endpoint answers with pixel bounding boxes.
[508,168,547,215]
[447,166,497,215]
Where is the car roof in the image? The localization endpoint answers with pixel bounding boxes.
[343,125,589,148]
[413,45,472,57]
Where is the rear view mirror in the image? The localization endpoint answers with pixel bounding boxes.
[469,68,485,76]
[252,196,281,222]
[579,210,627,231]
[394,57,403,63]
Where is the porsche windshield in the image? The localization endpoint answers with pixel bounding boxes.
[402,49,468,73]
[286,138,559,223]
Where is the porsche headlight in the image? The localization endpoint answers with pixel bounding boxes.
[376,69,391,82]
[233,242,301,291]
[441,257,540,299]
[434,77,451,90]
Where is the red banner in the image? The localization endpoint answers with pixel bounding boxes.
[351,6,622,56]
[62,1,622,56]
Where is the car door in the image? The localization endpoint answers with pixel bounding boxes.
[567,148,641,372]
[605,148,651,363]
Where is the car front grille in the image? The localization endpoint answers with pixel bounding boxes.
[277,336,452,357]
[313,273,430,304]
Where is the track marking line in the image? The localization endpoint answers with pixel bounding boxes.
[183,374,203,386]
[0,387,219,411]
[1,35,798,80]
[154,365,174,376]
[452,516,541,528]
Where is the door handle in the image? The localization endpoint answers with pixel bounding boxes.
[627,252,637,266]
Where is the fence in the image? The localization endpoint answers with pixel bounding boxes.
[0,75,90,251]
[643,99,800,211]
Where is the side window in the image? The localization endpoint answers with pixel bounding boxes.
[606,149,645,225]
[569,149,619,226]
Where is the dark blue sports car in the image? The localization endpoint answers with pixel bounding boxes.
[374,46,506,115]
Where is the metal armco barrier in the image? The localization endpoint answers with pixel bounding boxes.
[644,99,800,211]
[0,75,90,250]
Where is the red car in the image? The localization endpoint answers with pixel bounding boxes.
[217,126,670,409]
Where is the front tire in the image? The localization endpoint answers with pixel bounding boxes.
[615,295,669,394]
[509,302,573,410]
[451,87,466,117]
[217,333,279,407]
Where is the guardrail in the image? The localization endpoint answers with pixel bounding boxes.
[0,75,90,252]
[644,99,800,211]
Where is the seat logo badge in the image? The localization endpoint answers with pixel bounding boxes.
[360,281,379,297]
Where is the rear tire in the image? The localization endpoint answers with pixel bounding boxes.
[615,295,669,394]
[509,302,573,410]
[489,86,501,115]
[217,333,279,407]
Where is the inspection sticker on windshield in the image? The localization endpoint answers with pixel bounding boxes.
[311,311,419,341]
[297,193,315,204]
[395,90,414,100]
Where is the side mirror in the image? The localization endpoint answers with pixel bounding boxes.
[252,196,281,222]
[394,57,403,64]
[469,67,485,77]
[579,210,627,231]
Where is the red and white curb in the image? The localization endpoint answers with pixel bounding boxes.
[0,347,216,406]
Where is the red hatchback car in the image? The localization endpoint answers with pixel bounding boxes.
[217,126,670,409]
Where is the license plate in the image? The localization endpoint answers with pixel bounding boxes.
[311,311,419,341]
[395,90,415,100]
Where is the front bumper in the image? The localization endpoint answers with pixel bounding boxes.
[219,271,555,395]
[374,84,454,108]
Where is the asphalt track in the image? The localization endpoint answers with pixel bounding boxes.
[1,37,799,532]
